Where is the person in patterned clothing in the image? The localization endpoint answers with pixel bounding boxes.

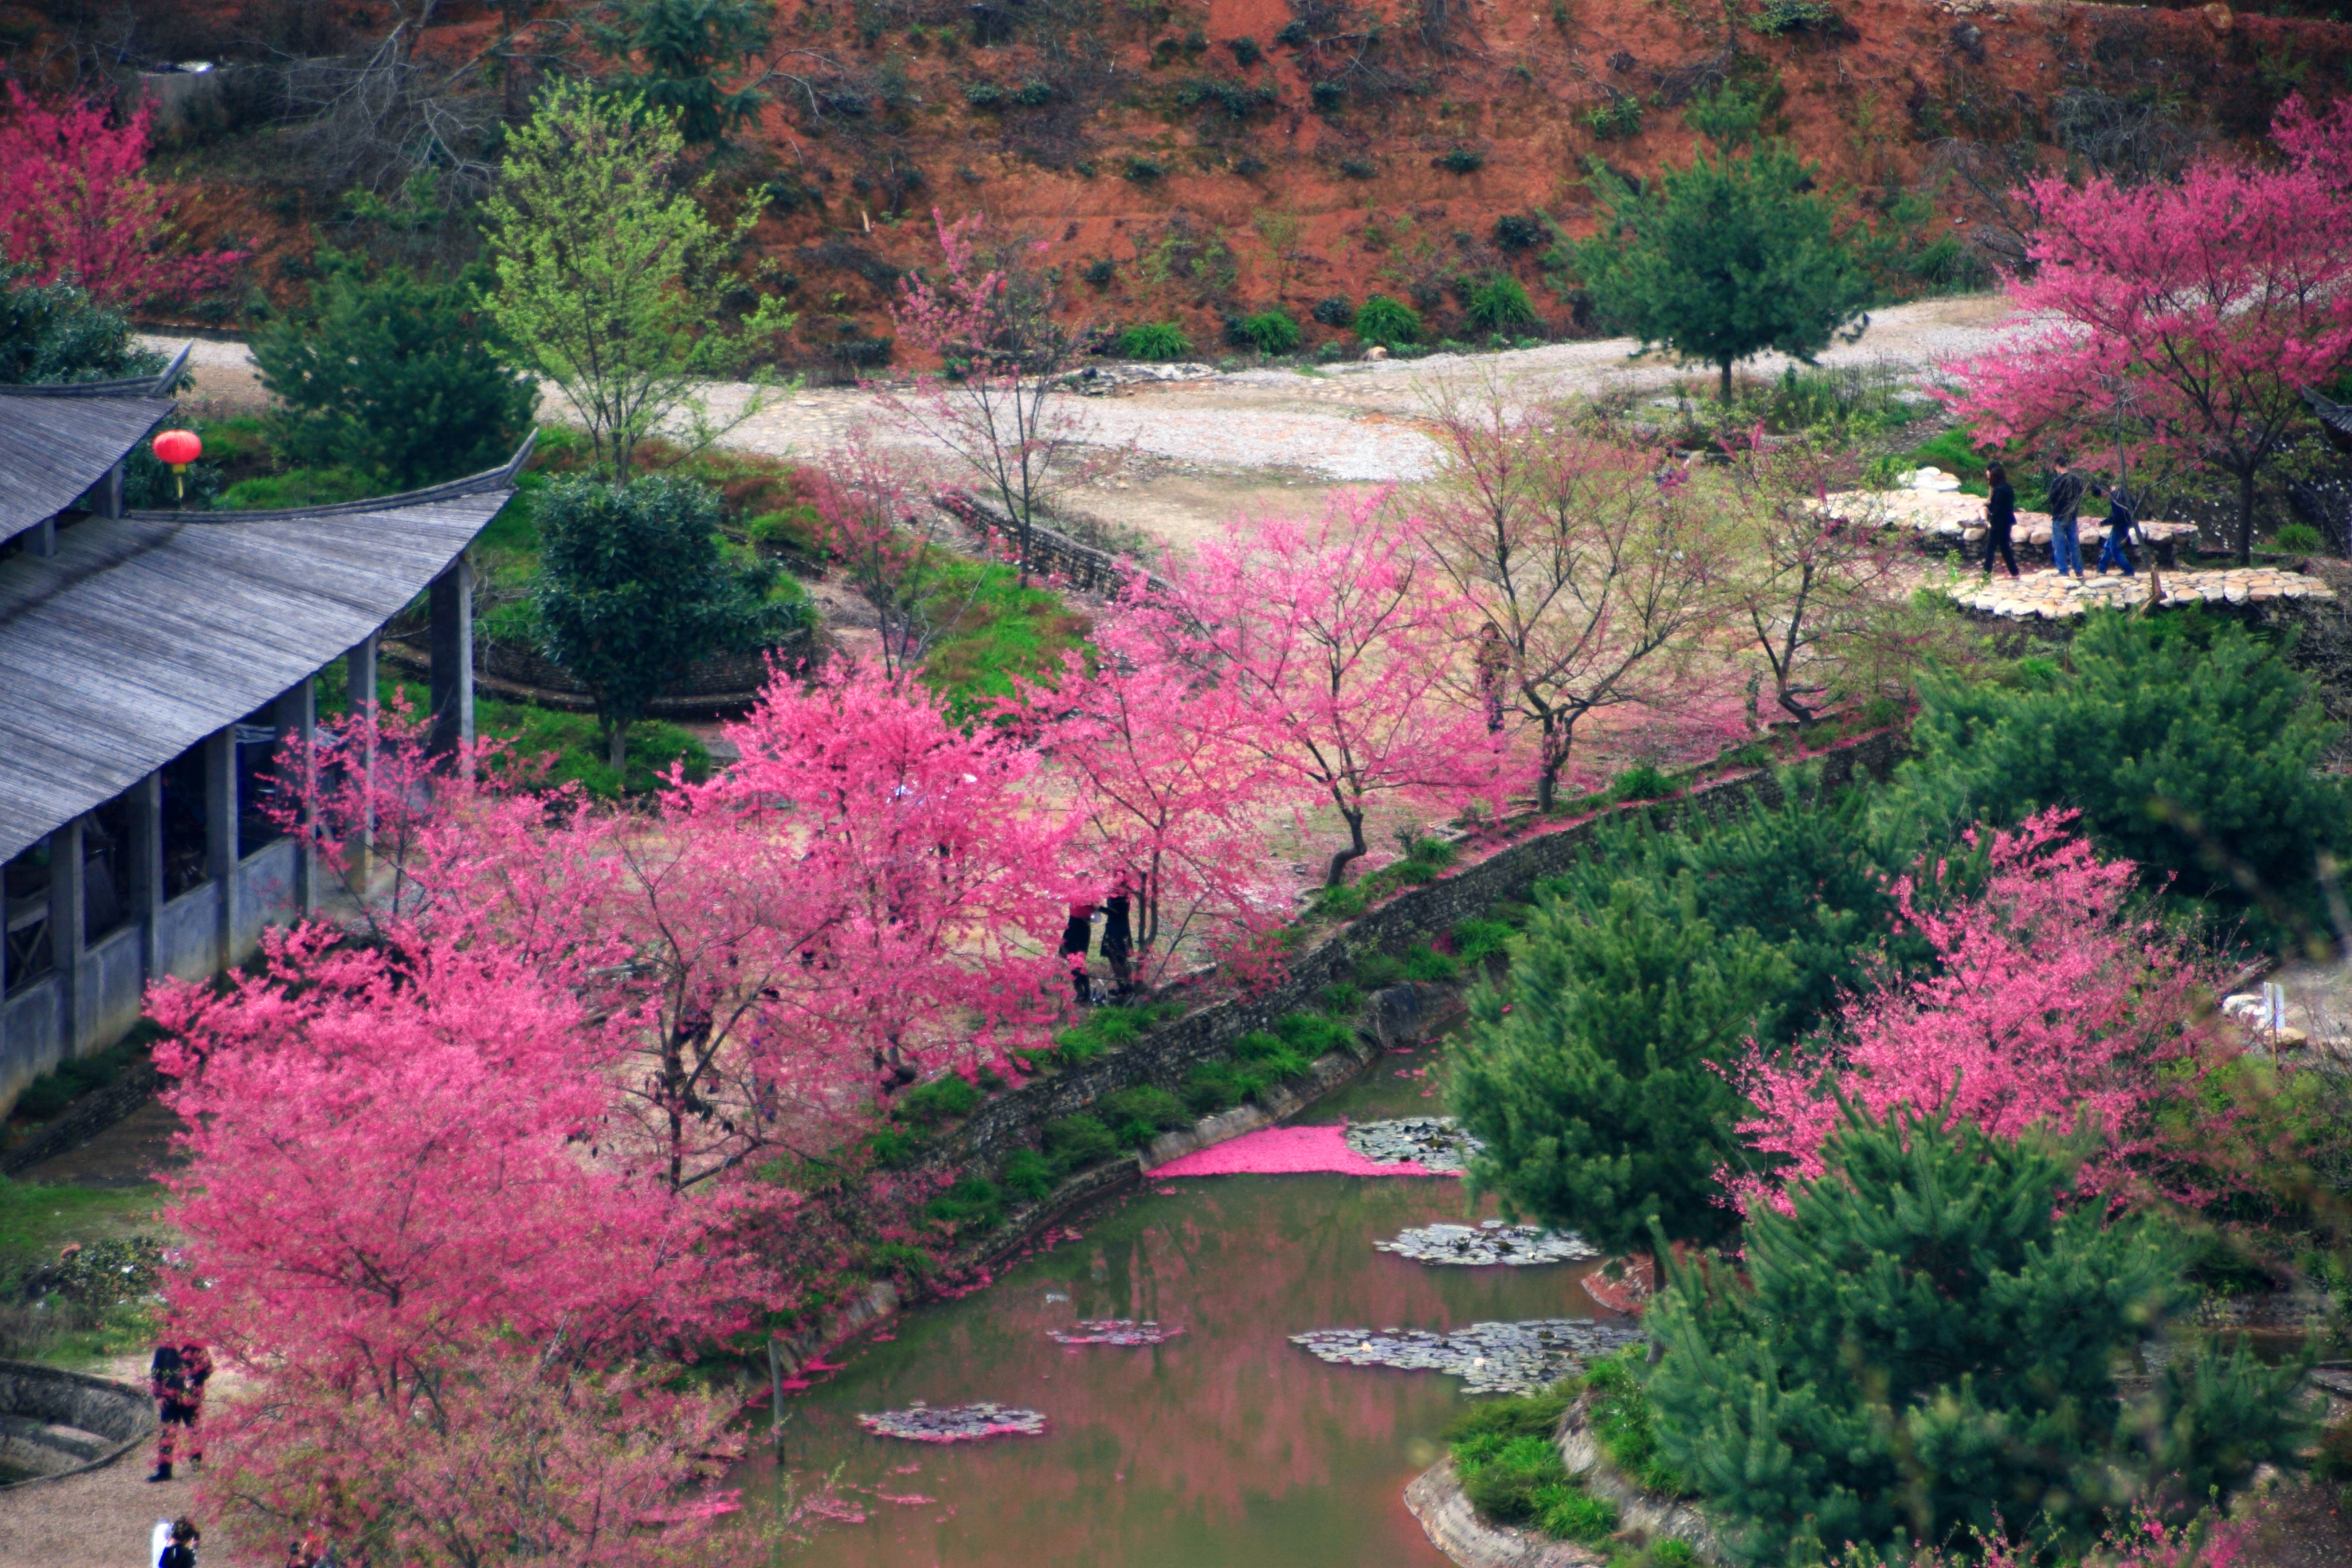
[148,1339,213,1481]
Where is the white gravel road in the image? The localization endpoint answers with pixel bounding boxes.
[145,293,2013,488]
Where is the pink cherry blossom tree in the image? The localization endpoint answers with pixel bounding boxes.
[886,210,1091,585]
[0,83,243,306]
[148,924,754,1563]
[1012,583,1292,983]
[1718,429,1908,724]
[1943,101,2352,563]
[1159,492,1492,885]
[1417,387,1730,810]
[1727,812,2225,1220]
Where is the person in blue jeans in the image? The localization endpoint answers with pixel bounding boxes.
[2093,482,2139,576]
[2043,455,2086,578]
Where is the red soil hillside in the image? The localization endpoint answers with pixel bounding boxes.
[28,0,2352,365]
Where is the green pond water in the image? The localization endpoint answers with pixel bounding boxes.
[743,1056,1616,1568]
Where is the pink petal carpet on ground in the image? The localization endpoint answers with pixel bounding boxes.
[1146,1121,1455,1178]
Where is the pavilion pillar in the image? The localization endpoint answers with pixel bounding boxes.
[276,677,317,916]
[28,518,55,557]
[205,725,240,969]
[98,461,125,520]
[427,554,473,764]
[348,632,378,892]
[128,771,164,979]
[49,818,86,1048]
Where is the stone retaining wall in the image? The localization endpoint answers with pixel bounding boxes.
[0,1361,152,1486]
[912,728,1902,1180]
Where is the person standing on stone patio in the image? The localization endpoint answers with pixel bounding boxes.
[2094,481,2140,577]
[2045,455,2087,579]
[1982,463,2020,579]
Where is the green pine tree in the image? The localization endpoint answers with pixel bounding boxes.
[1885,610,2349,950]
[250,249,539,491]
[1447,871,1797,1253]
[1573,136,1869,403]
[0,262,166,385]
[534,475,803,770]
[1647,1109,2307,1565]
[593,0,773,145]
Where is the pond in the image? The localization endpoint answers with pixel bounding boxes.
[742,1053,1620,1568]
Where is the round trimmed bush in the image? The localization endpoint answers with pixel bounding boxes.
[1353,293,1422,348]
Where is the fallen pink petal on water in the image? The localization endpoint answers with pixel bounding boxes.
[1048,1319,1186,1346]
[1147,1122,1451,1178]
[1155,1185,1179,1195]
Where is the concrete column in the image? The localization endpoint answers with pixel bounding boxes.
[348,632,378,891]
[205,725,240,969]
[28,518,56,557]
[427,554,474,762]
[276,677,317,916]
[49,819,85,1048]
[128,771,163,979]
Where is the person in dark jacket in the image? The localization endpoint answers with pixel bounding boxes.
[2044,455,2086,579]
[149,1341,210,1481]
[159,1517,201,1568]
[1101,877,1134,1000]
[2094,482,2139,576]
[1981,463,2019,579]
[1059,899,1096,1006]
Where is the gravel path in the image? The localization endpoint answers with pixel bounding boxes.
[145,293,2012,489]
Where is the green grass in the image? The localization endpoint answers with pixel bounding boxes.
[917,557,1093,717]
[895,1073,984,1128]
[1098,1086,1192,1148]
[358,679,713,799]
[0,1179,168,1366]
[1583,1347,1689,1497]
[1445,1383,1624,1543]
[1444,1357,1688,1549]
[1016,1001,1183,1073]
[0,1179,162,1291]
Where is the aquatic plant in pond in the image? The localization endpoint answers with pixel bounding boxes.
[1046,1319,1186,1345]
[1346,1117,1483,1173]
[1290,1318,1644,1395]
[1377,1221,1596,1267]
[856,1402,1050,1442]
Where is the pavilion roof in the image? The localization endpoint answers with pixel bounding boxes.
[0,346,191,545]
[0,434,535,862]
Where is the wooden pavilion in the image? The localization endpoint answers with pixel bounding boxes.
[0,360,532,1116]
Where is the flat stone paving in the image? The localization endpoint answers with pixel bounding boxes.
[1819,486,2201,549]
[1945,566,2335,620]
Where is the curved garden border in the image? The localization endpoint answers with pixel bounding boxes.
[0,1360,154,1489]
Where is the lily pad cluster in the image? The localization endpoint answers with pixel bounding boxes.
[1047,1319,1185,1345]
[1343,1116,1483,1173]
[1375,1220,1597,1267]
[1289,1318,1645,1396]
[856,1402,1050,1442]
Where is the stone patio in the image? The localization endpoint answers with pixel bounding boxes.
[1943,566,2335,620]
[1818,478,2200,553]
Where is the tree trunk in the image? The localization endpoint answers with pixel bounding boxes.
[1720,358,1734,405]
[1324,810,1369,887]
[2236,467,2257,567]
[607,720,628,775]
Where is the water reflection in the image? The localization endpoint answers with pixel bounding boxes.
[742,1171,1609,1568]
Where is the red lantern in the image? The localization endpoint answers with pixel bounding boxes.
[151,429,202,505]
[152,429,202,467]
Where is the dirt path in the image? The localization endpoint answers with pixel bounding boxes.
[145,293,2012,550]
